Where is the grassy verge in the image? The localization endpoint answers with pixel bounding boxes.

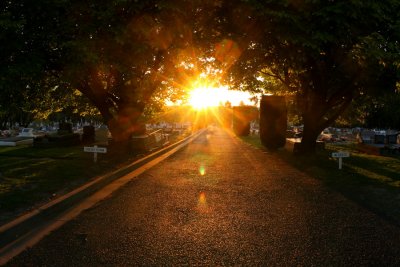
[0,144,145,225]
[240,135,400,226]
[0,132,191,225]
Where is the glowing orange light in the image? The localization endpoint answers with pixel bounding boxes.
[197,191,209,214]
[199,192,206,204]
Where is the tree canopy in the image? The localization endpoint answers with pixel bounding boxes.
[213,0,400,152]
[1,0,399,152]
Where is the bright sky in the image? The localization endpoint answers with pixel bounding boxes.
[187,86,255,109]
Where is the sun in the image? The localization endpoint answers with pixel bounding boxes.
[188,86,221,110]
[187,85,255,110]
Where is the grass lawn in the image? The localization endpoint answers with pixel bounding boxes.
[240,135,400,226]
[0,131,190,225]
[0,144,141,224]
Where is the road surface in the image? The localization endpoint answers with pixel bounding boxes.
[6,127,400,266]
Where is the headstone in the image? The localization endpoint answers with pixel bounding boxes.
[58,122,73,135]
[374,135,385,144]
[259,95,287,149]
[232,107,250,136]
[17,128,35,137]
[386,134,397,145]
[357,130,375,144]
[82,125,95,143]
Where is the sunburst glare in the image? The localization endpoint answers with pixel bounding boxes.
[188,87,220,110]
[188,85,253,110]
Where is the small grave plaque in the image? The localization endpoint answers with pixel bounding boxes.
[332,151,350,169]
[84,145,107,163]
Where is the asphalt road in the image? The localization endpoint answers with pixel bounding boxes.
[6,127,400,266]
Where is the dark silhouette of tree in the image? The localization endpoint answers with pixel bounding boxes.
[2,0,399,152]
[213,0,400,153]
[1,1,214,141]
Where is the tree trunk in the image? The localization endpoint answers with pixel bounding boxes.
[259,95,287,149]
[106,109,145,155]
[107,105,144,141]
[299,123,321,154]
[298,95,325,154]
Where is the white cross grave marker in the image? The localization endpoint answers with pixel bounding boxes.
[84,145,107,163]
[331,151,350,170]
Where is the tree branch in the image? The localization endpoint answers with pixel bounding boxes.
[323,96,353,128]
[259,69,294,90]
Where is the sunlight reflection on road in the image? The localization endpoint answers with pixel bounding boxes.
[197,191,209,213]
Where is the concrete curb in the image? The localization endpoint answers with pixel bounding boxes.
[0,129,206,262]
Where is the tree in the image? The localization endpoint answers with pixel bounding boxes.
[364,92,400,129]
[215,0,400,153]
[1,0,206,142]
[4,0,399,152]
[0,0,72,127]
[59,0,235,143]
[55,1,168,141]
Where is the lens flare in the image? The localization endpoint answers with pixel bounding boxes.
[199,192,206,204]
[197,191,209,213]
[199,165,206,175]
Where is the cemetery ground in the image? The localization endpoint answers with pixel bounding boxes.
[0,145,136,225]
[0,131,399,230]
[0,130,189,225]
[241,135,400,226]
